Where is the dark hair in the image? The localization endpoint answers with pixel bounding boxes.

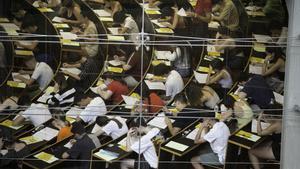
[212,0,222,5]
[113,11,127,24]
[223,95,236,109]
[129,117,147,128]
[62,0,74,8]
[160,7,173,18]
[141,82,150,98]
[265,45,285,61]
[185,82,203,107]
[174,93,188,104]
[21,15,36,30]
[153,63,170,76]
[17,94,31,106]
[175,0,192,10]
[71,122,85,135]
[218,26,230,36]
[74,90,88,103]
[269,20,284,31]
[210,58,224,71]
[96,116,122,128]
[81,9,90,18]
[54,73,67,91]
[102,72,127,86]
[238,72,250,82]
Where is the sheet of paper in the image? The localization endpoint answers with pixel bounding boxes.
[197,66,210,73]
[12,73,30,82]
[91,124,102,134]
[165,141,189,152]
[107,66,123,73]
[0,23,20,30]
[33,127,59,141]
[66,107,83,118]
[251,119,271,133]
[249,64,263,75]
[247,11,265,17]
[273,92,284,104]
[139,3,160,10]
[37,8,54,13]
[94,9,111,17]
[107,35,125,41]
[66,117,76,124]
[37,93,51,103]
[193,71,208,84]
[151,20,167,28]
[144,80,165,91]
[94,149,119,161]
[60,68,81,75]
[0,17,9,22]
[6,30,18,36]
[18,41,34,46]
[53,23,69,28]
[235,130,261,142]
[122,95,139,109]
[147,113,174,129]
[7,81,26,88]
[108,27,120,35]
[99,17,113,22]
[177,8,187,17]
[118,137,127,147]
[61,39,80,46]
[245,6,262,11]
[234,85,244,95]
[64,141,73,149]
[34,152,58,164]
[253,43,266,52]
[208,21,220,29]
[155,28,174,34]
[15,50,33,56]
[32,1,40,7]
[155,50,172,60]
[253,34,273,43]
[0,119,23,130]
[185,127,206,141]
[52,16,64,23]
[0,150,8,155]
[60,32,78,40]
[108,60,122,66]
[145,10,161,15]
[19,135,43,145]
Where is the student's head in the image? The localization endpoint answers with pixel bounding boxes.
[174,93,188,111]
[74,90,94,106]
[71,122,85,137]
[207,118,219,128]
[54,73,68,91]
[113,11,127,24]
[62,0,74,8]
[238,72,250,84]
[160,7,173,19]
[129,117,147,134]
[95,116,110,126]
[223,95,236,109]
[210,58,224,72]
[153,63,171,76]
[185,82,204,107]
[269,21,283,38]
[21,15,38,33]
[81,10,90,23]
[265,45,284,60]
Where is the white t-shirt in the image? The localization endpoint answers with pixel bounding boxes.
[80,97,107,124]
[131,128,160,168]
[21,103,52,127]
[165,70,184,98]
[31,62,54,90]
[102,116,128,140]
[124,17,139,45]
[203,122,230,164]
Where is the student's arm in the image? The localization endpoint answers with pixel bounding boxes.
[168,9,179,30]
[119,27,129,34]
[62,70,80,80]
[15,41,38,51]
[164,116,181,136]
[63,62,82,68]
[148,0,160,7]
[62,152,70,159]
[63,6,83,24]
[12,115,26,126]
[188,11,212,23]
[262,58,284,77]
[238,92,247,100]
[97,88,113,100]
[257,113,280,136]
[14,75,35,86]
[94,129,105,137]
[194,122,209,144]
[206,68,226,85]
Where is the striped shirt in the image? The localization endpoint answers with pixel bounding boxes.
[47,87,76,107]
[214,0,239,31]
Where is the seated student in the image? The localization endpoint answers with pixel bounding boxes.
[262,46,285,81]
[211,0,239,32]
[62,122,98,169]
[0,93,29,113]
[153,63,184,100]
[74,91,107,125]
[165,45,192,78]
[141,83,165,113]
[248,104,282,169]
[14,61,54,96]
[162,0,193,36]
[186,82,220,109]
[62,57,100,90]
[71,10,99,59]
[269,21,288,48]
[97,73,129,104]
[13,102,52,127]
[34,0,61,8]
[164,93,199,136]
[213,26,245,70]
[221,94,253,128]
[191,118,230,169]
[206,58,233,93]
[86,0,123,15]
[237,73,275,109]
[0,135,30,169]
[121,117,160,169]
[46,73,76,108]
[148,0,174,9]
[113,11,140,45]
[93,116,128,140]
[59,0,84,25]
[51,110,72,142]
[113,47,149,87]
[263,0,285,24]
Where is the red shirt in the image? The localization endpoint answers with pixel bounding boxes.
[144,92,165,113]
[194,0,212,15]
[107,80,129,103]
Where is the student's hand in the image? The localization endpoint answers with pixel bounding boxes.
[70,139,77,145]
[186,12,195,17]
[258,112,263,121]
[113,55,120,61]
[162,106,169,113]
[14,74,23,80]
[208,65,213,73]
[61,70,71,75]
[161,22,172,27]
[61,18,69,23]
[128,128,137,136]
[63,63,70,68]
[202,120,209,128]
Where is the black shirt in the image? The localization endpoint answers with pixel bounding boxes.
[172,108,201,129]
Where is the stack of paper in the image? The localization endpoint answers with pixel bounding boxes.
[19,135,43,145]
[151,20,167,28]
[249,64,263,75]
[107,66,123,73]
[52,16,65,23]
[33,127,59,141]
[122,95,139,109]
[251,119,271,133]
[0,119,23,130]
[177,8,187,17]
[7,81,26,88]
[144,80,165,91]
[165,141,189,151]
[53,23,69,28]
[15,50,34,56]
[94,9,111,17]
[273,92,284,105]
[0,17,9,22]
[34,152,58,164]
[140,3,160,10]
[108,60,123,66]
[208,21,220,29]
[94,149,119,161]
[108,27,120,35]
[155,50,172,60]
[12,73,30,82]
[145,10,161,15]
[107,35,125,41]
[37,8,54,13]
[193,71,208,84]
[60,32,78,40]
[91,124,102,134]
[147,113,174,129]
[66,107,84,118]
[37,93,51,103]
[235,130,261,142]
[99,17,113,22]
[197,66,210,73]
[253,34,273,43]
[60,68,82,75]
[155,28,174,34]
